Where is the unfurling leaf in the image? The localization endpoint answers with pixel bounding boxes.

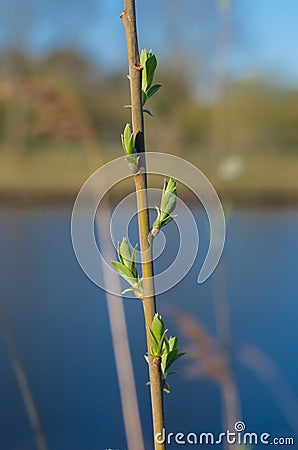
[117,237,138,277]
[112,238,143,298]
[111,261,136,286]
[121,123,134,155]
[120,124,138,169]
[140,49,161,110]
[146,313,185,393]
[151,313,165,342]
[140,49,157,93]
[151,177,177,235]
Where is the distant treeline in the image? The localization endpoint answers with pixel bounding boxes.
[0,50,297,156]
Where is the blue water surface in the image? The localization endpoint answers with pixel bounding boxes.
[0,206,297,450]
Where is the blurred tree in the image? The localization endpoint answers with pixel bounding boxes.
[0,48,297,158]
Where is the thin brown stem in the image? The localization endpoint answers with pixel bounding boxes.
[121,1,166,448]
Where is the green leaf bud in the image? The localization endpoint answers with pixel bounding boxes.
[111,261,136,287]
[140,49,158,97]
[121,123,134,156]
[112,238,142,298]
[151,313,165,342]
[151,178,177,235]
[145,313,185,393]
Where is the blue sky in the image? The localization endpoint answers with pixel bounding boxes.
[1,0,298,87]
[231,1,298,85]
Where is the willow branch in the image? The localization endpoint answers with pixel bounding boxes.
[121,1,166,449]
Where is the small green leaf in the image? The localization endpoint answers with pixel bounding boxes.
[149,314,168,357]
[145,53,157,90]
[121,124,134,156]
[111,261,136,286]
[128,133,134,155]
[151,314,165,341]
[123,123,131,146]
[148,327,159,350]
[119,237,132,267]
[112,238,142,298]
[152,178,177,232]
[125,154,139,169]
[164,350,185,373]
[164,335,170,353]
[168,336,178,351]
[140,48,147,67]
[145,312,185,392]
[140,49,158,93]
[146,83,162,99]
[160,215,175,227]
[143,108,155,117]
[156,331,167,356]
[116,238,139,279]
[160,178,177,217]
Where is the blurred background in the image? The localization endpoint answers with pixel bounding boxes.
[0,0,298,449]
